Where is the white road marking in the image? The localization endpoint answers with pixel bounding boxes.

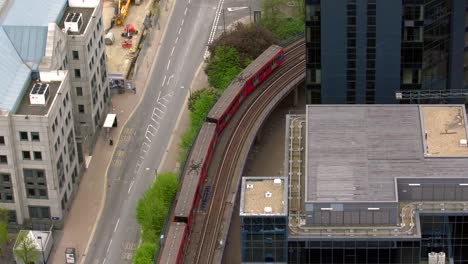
[103,258,106,264]
[185,7,188,15]
[204,0,225,58]
[167,74,174,85]
[180,86,185,89]
[178,27,182,35]
[181,19,184,26]
[114,218,120,232]
[227,6,248,12]
[128,181,135,194]
[171,46,175,56]
[161,75,167,86]
[175,37,178,43]
[166,60,171,70]
[141,142,150,152]
[107,239,113,253]
[155,107,164,114]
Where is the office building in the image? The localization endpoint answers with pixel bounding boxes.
[241,104,468,263]
[305,0,468,104]
[0,0,109,226]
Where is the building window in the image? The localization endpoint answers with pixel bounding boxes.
[72,50,79,60]
[33,151,42,161]
[76,87,83,96]
[0,173,13,202]
[24,169,48,199]
[0,155,7,164]
[19,131,28,141]
[28,206,50,219]
[78,105,85,113]
[22,151,31,160]
[31,132,40,141]
[74,69,81,78]
[7,210,16,224]
[0,136,4,145]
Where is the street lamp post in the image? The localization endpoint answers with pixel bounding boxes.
[37,236,46,264]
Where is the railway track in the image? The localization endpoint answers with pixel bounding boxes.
[193,39,306,263]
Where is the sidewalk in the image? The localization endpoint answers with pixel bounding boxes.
[49,1,176,263]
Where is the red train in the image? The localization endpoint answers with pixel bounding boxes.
[158,45,284,264]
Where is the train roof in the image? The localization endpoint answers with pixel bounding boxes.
[174,122,216,218]
[207,45,283,120]
[159,222,187,264]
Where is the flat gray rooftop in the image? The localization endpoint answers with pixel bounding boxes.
[16,81,61,115]
[306,105,468,203]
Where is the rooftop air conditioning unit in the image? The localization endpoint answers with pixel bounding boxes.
[437,252,445,264]
[274,179,282,185]
[246,184,254,189]
[428,252,438,264]
[460,139,467,147]
[264,207,272,213]
[265,192,272,198]
[64,13,83,33]
[29,83,50,105]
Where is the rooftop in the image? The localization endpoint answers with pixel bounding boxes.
[240,177,288,216]
[15,80,61,116]
[0,0,67,111]
[421,106,468,156]
[306,105,468,203]
[58,6,94,35]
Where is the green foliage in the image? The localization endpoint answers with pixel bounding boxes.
[259,0,305,40]
[0,208,7,256]
[14,231,38,264]
[135,172,178,243]
[179,88,217,161]
[188,87,219,112]
[132,242,157,264]
[208,23,277,66]
[205,46,242,90]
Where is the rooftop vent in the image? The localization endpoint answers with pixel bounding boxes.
[460,139,467,147]
[246,184,254,189]
[64,12,83,33]
[264,207,272,213]
[273,179,282,185]
[265,191,272,198]
[29,83,50,105]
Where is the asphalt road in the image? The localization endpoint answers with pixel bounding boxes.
[84,0,216,262]
[84,0,262,262]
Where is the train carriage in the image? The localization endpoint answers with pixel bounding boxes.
[173,123,216,225]
[159,222,188,264]
[206,45,284,134]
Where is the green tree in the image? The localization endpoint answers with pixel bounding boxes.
[0,208,7,256]
[135,172,178,243]
[179,88,217,160]
[132,242,157,264]
[205,46,242,90]
[209,23,277,66]
[188,87,219,112]
[14,230,39,264]
[259,0,304,40]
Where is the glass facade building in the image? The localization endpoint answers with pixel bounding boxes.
[286,213,468,263]
[305,0,468,104]
[241,216,288,263]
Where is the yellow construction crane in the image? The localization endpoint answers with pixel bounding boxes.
[115,0,132,26]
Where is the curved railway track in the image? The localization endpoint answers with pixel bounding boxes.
[193,39,306,263]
